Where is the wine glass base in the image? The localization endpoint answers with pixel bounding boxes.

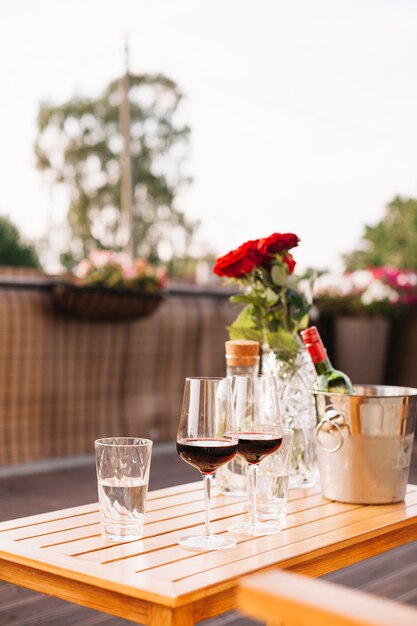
[227,520,281,536]
[179,533,237,551]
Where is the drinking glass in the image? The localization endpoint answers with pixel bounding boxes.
[228,375,282,536]
[257,427,294,519]
[176,377,238,550]
[95,437,153,541]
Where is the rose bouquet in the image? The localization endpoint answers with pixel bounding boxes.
[213,233,312,360]
[75,250,166,294]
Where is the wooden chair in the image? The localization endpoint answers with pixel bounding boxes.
[237,570,417,626]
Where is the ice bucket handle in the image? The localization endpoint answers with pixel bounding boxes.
[315,407,350,453]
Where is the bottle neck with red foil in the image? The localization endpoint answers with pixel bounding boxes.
[301,332,334,374]
[301,326,354,393]
[313,355,333,376]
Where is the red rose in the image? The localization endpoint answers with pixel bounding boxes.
[213,239,261,278]
[257,232,299,257]
[283,253,296,273]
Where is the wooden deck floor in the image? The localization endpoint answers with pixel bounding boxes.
[0,445,416,625]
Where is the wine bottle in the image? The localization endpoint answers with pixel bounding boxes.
[300,326,354,394]
[217,340,260,497]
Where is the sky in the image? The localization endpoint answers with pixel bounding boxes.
[1,0,417,272]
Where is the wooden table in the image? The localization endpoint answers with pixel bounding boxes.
[0,481,417,625]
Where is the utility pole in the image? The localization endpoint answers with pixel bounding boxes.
[119,35,135,258]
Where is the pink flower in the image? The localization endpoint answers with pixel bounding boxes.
[114,252,132,271]
[75,259,93,278]
[134,259,148,274]
[157,267,168,288]
[122,266,137,279]
[89,249,112,268]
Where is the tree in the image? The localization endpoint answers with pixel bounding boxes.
[344,196,417,270]
[0,216,40,268]
[34,73,197,269]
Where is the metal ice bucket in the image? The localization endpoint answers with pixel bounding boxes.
[313,385,417,504]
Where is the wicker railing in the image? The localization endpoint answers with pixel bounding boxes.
[0,278,236,466]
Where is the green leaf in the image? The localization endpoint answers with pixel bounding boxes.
[264,287,279,306]
[230,293,265,307]
[286,288,304,308]
[271,264,287,287]
[227,307,263,343]
[227,325,263,342]
[264,329,299,354]
[298,313,310,329]
[230,294,254,305]
[228,306,256,328]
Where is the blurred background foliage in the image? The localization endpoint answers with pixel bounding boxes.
[344,196,417,271]
[1,69,416,282]
[0,216,40,268]
[34,72,199,275]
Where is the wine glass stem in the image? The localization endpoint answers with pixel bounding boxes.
[203,473,212,538]
[247,463,258,527]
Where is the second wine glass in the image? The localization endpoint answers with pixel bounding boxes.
[228,375,283,536]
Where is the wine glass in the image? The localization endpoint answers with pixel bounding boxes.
[176,377,238,550]
[228,375,282,536]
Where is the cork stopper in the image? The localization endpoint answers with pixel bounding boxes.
[225,340,260,367]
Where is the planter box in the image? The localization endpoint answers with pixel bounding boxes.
[52,282,163,321]
[387,312,417,388]
[334,316,391,385]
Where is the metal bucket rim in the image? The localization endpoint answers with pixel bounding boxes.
[313,384,417,399]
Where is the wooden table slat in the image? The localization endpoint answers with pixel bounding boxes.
[0,481,416,624]
[141,494,417,582]
[25,492,348,558]
[173,501,417,596]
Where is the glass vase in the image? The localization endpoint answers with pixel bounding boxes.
[261,347,318,488]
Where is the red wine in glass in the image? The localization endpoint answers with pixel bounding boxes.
[227,375,283,537]
[238,432,283,465]
[177,438,238,474]
[176,377,238,551]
